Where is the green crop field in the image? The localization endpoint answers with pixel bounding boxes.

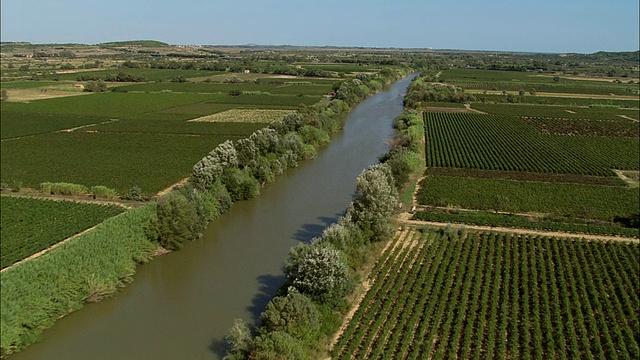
[1,111,110,139]
[473,94,639,108]
[471,103,640,120]
[0,196,125,269]
[333,227,640,359]
[424,112,639,176]
[55,68,222,82]
[441,69,637,96]
[299,63,379,73]
[412,210,639,238]
[116,81,333,96]
[416,175,639,221]
[0,81,61,90]
[521,116,639,137]
[0,131,247,194]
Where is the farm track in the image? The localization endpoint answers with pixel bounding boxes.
[154,177,190,198]
[0,192,140,209]
[619,114,639,122]
[397,212,639,243]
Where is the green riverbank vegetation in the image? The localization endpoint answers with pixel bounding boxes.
[221,106,424,359]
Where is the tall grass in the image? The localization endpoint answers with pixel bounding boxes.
[0,204,157,356]
[90,185,118,199]
[41,182,88,196]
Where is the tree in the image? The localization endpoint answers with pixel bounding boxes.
[145,191,199,250]
[224,319,252,360]
[84,79,107,92]
[261,292,320,344]
[347,163,398,241]
[285,243,352,304]
[1,89,8,102]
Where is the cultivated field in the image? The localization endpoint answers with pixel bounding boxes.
[0,196,125,269]
[333,226,639,359]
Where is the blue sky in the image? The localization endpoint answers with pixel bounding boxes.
[1,0,638,53]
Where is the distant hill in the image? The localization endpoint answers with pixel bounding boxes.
[564,50,639,63]
[99,40,169,47]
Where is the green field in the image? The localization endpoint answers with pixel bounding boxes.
[441,69,638,96]
[416,175,638,221]
[0,79,318,193]
[116,81,334,96]
[55,68,222,82]
[1,131,249,194]
[1,111,110,139]
[0,196,125,268]
[0,81,61,90]
[333,227,640,359]
[471,103,640,121]
[412,209,639,238]
[424,112,639,176]
[473,94,639,108]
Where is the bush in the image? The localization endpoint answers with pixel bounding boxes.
[90,185,118,199]
[123,185,146,201]
[41,182,89,196]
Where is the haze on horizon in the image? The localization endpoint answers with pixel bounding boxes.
[1,0,638,54]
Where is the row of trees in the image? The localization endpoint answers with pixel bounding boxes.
[143,69,402,252]
[224,163,400,359]
[222,98,426,359]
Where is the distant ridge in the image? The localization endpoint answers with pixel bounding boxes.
[99,40,169,47]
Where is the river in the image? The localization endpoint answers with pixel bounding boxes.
[11,73,418,360]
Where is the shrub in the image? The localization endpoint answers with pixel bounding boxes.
[123,185,146,201]
[41,182,89,196]
[90,185,118,199]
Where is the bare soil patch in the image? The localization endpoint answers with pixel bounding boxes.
[465,103,487,114]
[618,114,639,122]
[565,109,577,114]
[613,169,640,188]
[154,177,190,198]
[6,85,90,102]
[188,109,293,123]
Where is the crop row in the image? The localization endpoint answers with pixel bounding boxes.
[522,116,639,138]
[0,196,125,268]
[423,112,639,175]
[333,227,640,359]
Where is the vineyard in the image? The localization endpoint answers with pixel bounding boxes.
[332,226,640,359]
[0,196,125,268]
[471,103,640,120]
[522,116,639,138]
[423,112,639,175]
[415,175,639,221]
